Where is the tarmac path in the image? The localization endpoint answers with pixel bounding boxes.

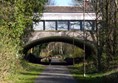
[35,58,77,83]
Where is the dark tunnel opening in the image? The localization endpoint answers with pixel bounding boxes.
[23,36,96,64]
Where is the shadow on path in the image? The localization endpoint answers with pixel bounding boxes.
[35,65,77,83]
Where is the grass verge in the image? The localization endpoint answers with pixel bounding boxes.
[10,61,45,83]
[69,63,118,83]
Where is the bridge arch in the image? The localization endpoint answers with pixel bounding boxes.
[23,36,96,57]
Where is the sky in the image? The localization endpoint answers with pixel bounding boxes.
[49,0,75,6]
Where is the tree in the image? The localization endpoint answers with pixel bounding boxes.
[76,0,118,71]
[0,0,46,82]
[92,0,118,71]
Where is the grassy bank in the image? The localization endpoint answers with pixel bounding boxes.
[69,63,118,83]
[10,62,45,83]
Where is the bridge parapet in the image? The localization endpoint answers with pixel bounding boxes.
[28,31,95,44]
[28,5,97,44]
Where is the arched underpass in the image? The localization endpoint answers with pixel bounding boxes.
[23,36,96,62]
[23,36,95,55]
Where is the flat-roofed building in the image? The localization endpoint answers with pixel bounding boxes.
[33,1,96,31]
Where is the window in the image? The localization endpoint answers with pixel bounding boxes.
[82,21,92,30]
[57,21,68,30]
[45,21,56,30]
[33,21,43,30]
[70,21,80,30]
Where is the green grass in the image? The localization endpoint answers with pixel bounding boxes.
[69,63,118,83]
[12,62,45,83]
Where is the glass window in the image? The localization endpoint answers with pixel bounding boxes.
[45,21,56,30]
[82,21,92,30]
[70,21,80,30]
[57,21,68,30]
[33,21,43,30]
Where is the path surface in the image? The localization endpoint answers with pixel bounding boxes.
[35,58,77,83]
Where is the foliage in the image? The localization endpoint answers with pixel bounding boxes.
[12,61,45,83]
[69,63,118,83]
[75,0,118,72]
[0,27,21,83]
[89,0,118,71]
[73,47,84,58]
[39,42,84,59]
[97,0,118,70]
[0,0,46,82]
[31,43,48,57]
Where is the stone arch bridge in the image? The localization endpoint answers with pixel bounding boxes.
[23,5,97,56]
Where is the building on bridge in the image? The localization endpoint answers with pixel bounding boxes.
[23,0,97,56]
[33,0,96,31]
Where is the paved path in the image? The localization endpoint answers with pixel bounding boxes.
[51,58,61,63]
[35,65,77,83]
